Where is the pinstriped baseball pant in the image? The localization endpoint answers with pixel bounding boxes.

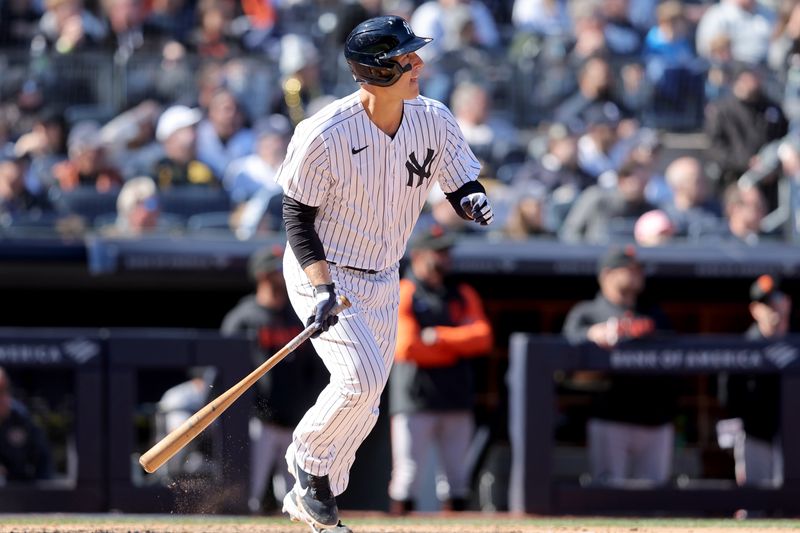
[282,245,399,496]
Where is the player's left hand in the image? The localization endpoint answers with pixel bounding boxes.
[460,192,494,225]
[308,283,339,338]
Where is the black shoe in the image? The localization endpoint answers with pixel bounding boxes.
[294,463,339,527]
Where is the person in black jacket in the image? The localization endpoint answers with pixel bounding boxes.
[562,245,675,486]
[0,367,53,483]
[726,274,788,487]
[704,64,789,191]
[221,246,326,513]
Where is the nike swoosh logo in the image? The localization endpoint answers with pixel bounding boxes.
[295,484,310,498]
[351,145,368,154]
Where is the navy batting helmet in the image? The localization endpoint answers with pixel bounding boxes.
[344,16,432,87]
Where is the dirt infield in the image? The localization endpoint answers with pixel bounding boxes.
[0,514,799,533]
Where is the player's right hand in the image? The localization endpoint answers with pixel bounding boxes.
[308,283,339,338]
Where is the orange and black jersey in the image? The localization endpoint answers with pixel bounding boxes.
[390,276,492,415]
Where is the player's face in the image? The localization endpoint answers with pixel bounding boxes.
[393,52,424,99]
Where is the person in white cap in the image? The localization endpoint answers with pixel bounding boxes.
[150,105,217,189]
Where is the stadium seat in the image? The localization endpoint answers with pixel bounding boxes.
[159,187,232,218]
[52,186,120,226]
[186,211,234,236]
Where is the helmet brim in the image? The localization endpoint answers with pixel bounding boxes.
[383,36,432,58]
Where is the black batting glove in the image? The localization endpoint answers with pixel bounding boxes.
[307,283,339,338]
[459,192,494,225]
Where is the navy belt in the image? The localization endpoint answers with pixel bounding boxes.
[327,261,378,274]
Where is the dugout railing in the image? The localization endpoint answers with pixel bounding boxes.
[0,329,252,513]
[508,335,800,516]
[0,329,105,511]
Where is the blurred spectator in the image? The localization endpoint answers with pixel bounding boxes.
[421,3,498,104]
[696,0,775,65]
[0,112,12,156]
[723,275,788,487]
[221,246,326,513]
[33,0,107,54]
[642,0,705,122]
[634,209,675,246]
[0,367,54,483]
[560,160,656,244]
[220,56,276,121]
[232,186,284,240]
[576,114,621,183]
[100,100,163,180]
[388,226,492,513]
[569,10,609,64]
[238,0,279,51]
[562,246,675,486]
[503,182,553,239]
[51,121,123,193]
[145,0,195,43]
[410,0,500,63]
[768,0,800,73]
[223,113,289,205]
[511,0,572,37]
[662,156,723,238]
[771,133,800,237]
[14,108,68,196]
[600,0,642,58]
[195,60,227,111]
[196,88,255,179]
[0,0,42,47]
[451,81,522,171]
[0,155,50,219]
[554,56,632,133]
[515,127,593,191]
[643,1,694,66]
[151,105,218,189]
[99,0,168,61]
[704,65,789,190]
[513,127,592,228]
[704,34,737,101]
[189,0,242,59]
[271,33,327,127]
[101,176,169,236]
[722,183,769,244]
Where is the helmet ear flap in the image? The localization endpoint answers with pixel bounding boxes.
[347,58,407,87]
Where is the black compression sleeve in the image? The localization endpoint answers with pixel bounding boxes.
[444,180,486,220]
[282,195,326,269]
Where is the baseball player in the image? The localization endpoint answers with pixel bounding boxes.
[275,15,494,533]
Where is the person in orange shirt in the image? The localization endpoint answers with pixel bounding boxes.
[388,225,493,514]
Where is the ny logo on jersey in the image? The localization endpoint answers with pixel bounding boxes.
[405,149,435,187]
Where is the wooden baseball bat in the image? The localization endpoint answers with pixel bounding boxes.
[139,295,352,474]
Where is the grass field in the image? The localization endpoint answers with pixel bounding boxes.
[0,514,799,533]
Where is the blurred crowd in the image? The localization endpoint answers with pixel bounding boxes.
[3,0,800,245]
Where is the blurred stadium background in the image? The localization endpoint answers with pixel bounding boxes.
[2,0,800,522]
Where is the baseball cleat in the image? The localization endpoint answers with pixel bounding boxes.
[283,489,352,532]
[289,463,339,527]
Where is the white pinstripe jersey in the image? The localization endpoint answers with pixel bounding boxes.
[276,91,481,272]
